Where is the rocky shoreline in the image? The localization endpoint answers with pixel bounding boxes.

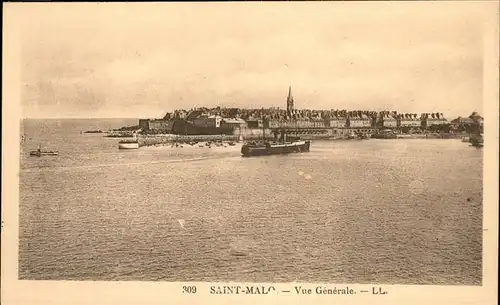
[125,132,466,147]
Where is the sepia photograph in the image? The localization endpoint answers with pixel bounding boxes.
[2,2,499,305]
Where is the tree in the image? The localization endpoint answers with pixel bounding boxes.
[469,111,482,121]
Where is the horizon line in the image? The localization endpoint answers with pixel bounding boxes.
[21,117,144,120]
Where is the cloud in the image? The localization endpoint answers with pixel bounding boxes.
[17,2,486,118]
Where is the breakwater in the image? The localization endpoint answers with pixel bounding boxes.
[138,134,271,147]
[111,131,468,147]
[136,132,361,147]
[136,133,466,147]
[396,133,464,139]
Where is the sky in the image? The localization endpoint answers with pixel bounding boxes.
[11,2,489,119]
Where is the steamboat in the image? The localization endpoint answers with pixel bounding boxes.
[240,86,311,157]
[241,130,311,157]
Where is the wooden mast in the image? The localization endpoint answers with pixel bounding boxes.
[262,118,265,142]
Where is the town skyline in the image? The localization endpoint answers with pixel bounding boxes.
[19,103,483,121]
[14,2,485,119]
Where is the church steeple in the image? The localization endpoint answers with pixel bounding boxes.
[286,85,294,112]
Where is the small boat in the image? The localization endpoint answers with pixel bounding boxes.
[228,141,236,146]
[118,139,139,149]
[469,134,483,148]
[30,145,58,157]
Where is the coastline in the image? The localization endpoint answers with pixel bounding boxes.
[122,132,468,147]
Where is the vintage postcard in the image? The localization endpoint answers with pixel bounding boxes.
[2,2,499,305]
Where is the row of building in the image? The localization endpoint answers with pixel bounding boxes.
[137,87,482,135]
[139,112,453,134]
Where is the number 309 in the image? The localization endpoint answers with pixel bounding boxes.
[182,286,197,294]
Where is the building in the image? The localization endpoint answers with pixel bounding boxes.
[450,112,483,133]
[267,119,280,129]
[450,117,475,125]
[312,119,326,128]
[421,113,447,128]
[246,119,263,129]
[173,110,188,120]
[139,119,150,131]
[148,119,174,132]
[348,114,372,128]
[268,120,297,128]
[138,119,174,133]
[192,114,222,129]
[328,116,347,128]
[186,110,204,120]
[381,114,397,128]
[220,118,247,130]
[294,120,309,128]
[398,114,421,128]
[287,86,294,113]
[171,119,198,135]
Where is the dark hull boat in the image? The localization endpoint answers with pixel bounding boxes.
[241,140,311,157]
[30,150,58,156]
[469,134,484,148]
[29,145,58,157]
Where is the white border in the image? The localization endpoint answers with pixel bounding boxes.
[2,2,498,305]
